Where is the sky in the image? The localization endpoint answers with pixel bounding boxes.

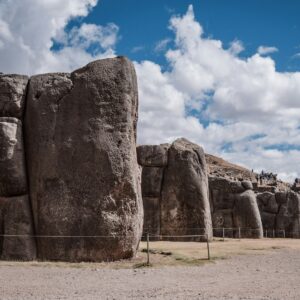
[1,0,300,182]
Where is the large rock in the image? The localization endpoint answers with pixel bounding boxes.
[209,177,263,238]
[212,209,234,237]
[143,197,160,235]
[257,192,278,214]
[209,177,244,211]
[137,144,169,167]
[0,74,28,119]
[160,138,212,240]
[25,57,143,261]
[0,117,27,196]
[141,167,164,197]
[233,190,263,238]
[0,196,36,260]
[276,191,300,238]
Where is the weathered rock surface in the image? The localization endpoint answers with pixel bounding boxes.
[0,117,27,196]
[209,176,263,238]
[0,74,36,260]
[138,139,213,240]
[209,177,243,211]
[233,190,263,238]
[276,191,300,238]
[137,144,169,167]
[141,167,164,197]
[25,57,143,261]
[0,196,36,260]
[0,75,28,119]
[257,192,278,214]
[160,138,212,240]
[142,197,160,235]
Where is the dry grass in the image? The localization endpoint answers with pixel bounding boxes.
[0,238,299,269]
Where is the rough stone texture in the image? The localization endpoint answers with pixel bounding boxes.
[257,192,278,214]
[0,75,28,119]
[25,57,143,261]
[209,177,263,238]
[143,197,160,235]
[260,212,276,230]
[161,138,212,240]
[137,144,169,167]
[241,180,253,190]
[0,196,36,260]
[141,167,164,197]
[276,191,300,238]
[0,117,27,196]
[212,209,234,237]
[275,192,288,205]
[209,177,244,211]
[0,73,36,261]
[233,190,263,238]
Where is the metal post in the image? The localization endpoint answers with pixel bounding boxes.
[273,229,275,238]
[222,227,225,241]
[206,234,210,260]
[283,229,285,238]
[146,232,150,266]
[238,227,241,239]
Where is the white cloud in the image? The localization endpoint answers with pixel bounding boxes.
[131,46,145,53]
[292,53,300,59]
[154,38,171,52]
[229,40,244,55]
[0,0,118,74]
[257,46,278,55]
[136,5,300,182]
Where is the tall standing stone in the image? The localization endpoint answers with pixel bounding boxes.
[233,190,263,238]
[25,57,143,261]
[161,138,212,240]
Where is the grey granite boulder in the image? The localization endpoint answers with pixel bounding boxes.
[0,75,28,119]
[0,195,36,260]
[257,192,278,214]
[161,138,212,240]
[141,167,164,197]
[233,190,263,238]
[25,57,143,261]
[0,117,27,196]
[209,177,244,211]
[137,144,169,167]
[241,180,253,190]
[143,197,160,235]
[276,191,300,238]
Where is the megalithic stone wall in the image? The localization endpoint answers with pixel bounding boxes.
[209,177,263,238]
[0,57,143,262]
[137,138,213,241]
[257,191,300,238]
[0,75,36,260]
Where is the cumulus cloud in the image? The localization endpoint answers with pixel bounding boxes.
[0,0,118,74]
[257,45,278,55]
[136,5,300,182]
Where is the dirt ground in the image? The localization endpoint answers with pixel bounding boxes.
[0,239,299,299]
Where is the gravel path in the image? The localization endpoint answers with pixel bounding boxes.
[0,249,299,299]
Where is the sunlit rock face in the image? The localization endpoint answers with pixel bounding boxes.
[138,138,213,241]
[0,57,143,262]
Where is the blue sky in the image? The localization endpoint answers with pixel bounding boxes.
[82,0,300,71]
[1,0,300,182]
